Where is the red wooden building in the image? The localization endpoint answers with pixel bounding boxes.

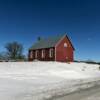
[28,34,75,62]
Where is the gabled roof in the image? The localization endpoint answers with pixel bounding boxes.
[29,33,75,50]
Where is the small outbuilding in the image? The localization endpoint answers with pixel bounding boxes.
[28,34,75,62]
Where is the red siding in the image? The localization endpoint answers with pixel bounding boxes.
[29,47,55,61]
[55,36,74,62]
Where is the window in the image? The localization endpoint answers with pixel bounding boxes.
[41,49,45,58]
[49,48,53,58]
[64,43,67,47]
[35,50,38,58]
[30,51,33,58]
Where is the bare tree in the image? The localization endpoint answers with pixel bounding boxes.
[5,42,24,60]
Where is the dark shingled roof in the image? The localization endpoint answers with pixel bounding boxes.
[29,33,74,50]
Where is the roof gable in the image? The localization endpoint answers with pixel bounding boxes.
[55,34,75,50]
[29,33,75,50]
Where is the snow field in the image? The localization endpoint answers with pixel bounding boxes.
[0,62,100,100]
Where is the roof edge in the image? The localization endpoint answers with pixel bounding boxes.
[55,33,66,47]
[55,33,75,50]
[66,34,75,50]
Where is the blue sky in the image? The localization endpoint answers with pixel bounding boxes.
[0,0,100,61]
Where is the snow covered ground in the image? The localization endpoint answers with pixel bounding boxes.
[0,62,100,100]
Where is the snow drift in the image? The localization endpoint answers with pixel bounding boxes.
[0,62,100,100]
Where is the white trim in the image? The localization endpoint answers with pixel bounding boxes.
[41,50,43,58]
[55,34,66,48]
[35,50,38,58]
[55,47,56,61]
[41,49,45,58]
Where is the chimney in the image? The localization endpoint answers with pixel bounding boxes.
[37,36,41,41]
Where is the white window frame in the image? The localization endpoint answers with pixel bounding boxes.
[41,49,45,58]
[64,43,67,48]
[35,50,38,58]
[30,51,33,58]
[49,48,53,58]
